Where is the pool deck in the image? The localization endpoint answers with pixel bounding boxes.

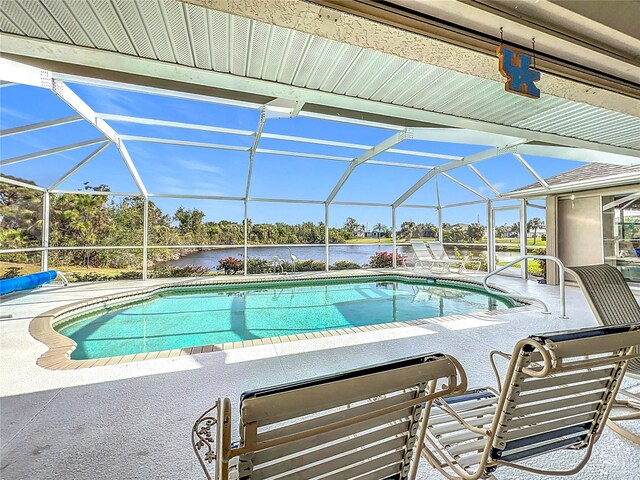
[1,269,639,479]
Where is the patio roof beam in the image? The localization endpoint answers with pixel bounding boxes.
[263,132,460,160]
[441,199,489,208]
[389,149,459,161]
[245,110,267,199]
[326,129,412,204]
[50,189,141,196]
[526,201,546,210]
[256,148,351,162]
[440,172,489,200]
[514,144,638,165]
[513,153,550,189]
[401,204,439,209]
[148,193,244,201]
[95,113,255,136]
[603,192,640,211]
[468,165,501,197]
[412,127,522,148]
[50,79,148,197]
[248,197,325,205]
[0,115,83,138]
[4,43,639,158]
[0,175,46,192]
[299,111,404,131]
[49,142,111,190]
[119,135,250,152]
[435,174,441,209]
[255,148,438,169]
[0,138,107,166]
[51,72,263,110]
[392,140,527,207]
[370,161,433,170]
[93,115,459,161]
[333,201,391,207]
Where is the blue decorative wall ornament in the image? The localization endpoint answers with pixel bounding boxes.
[497,45,541,99]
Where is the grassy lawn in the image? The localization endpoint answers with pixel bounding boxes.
[344,237,394,244]
[496,238,547,247]
[496,260,544,276]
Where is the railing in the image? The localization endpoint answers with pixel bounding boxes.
[482,254,567,318]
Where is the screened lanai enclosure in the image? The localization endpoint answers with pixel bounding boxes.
[1,55,639,281]
[0,0,639,282]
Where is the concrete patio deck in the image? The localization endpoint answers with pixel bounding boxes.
[1,271,638,479]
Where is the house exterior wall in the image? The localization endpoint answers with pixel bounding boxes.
[557,196,603,267]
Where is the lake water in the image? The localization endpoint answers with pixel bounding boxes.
[165,244,507,269]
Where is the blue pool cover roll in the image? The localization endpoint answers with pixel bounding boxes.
[0,270,58,296]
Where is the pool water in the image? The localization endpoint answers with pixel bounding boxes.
[57,278,516,359]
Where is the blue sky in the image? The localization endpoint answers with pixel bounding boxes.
[1,82,582,228]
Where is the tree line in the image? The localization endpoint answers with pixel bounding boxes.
[1,181,361,269]
[1,179,544,271]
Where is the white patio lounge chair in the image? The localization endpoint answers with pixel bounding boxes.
[192,352,467,480]
[409,241,436,271]
[420,324,640,479]
[427,241,471,273]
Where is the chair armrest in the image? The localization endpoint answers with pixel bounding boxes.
[435,395,493,435]
[192,401,220,480]
[192,398,233,480]
[489,350,512,393]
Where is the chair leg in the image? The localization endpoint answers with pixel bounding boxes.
[606,418,640,445]
[619,387,640,405]
[606,393,640,444]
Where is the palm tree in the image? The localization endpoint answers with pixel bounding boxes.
[510,221,520,238]
[527,217,545,245]
[344,217,359,236]
[373,223,386,242]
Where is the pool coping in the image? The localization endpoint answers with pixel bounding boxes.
[29,270,535,369]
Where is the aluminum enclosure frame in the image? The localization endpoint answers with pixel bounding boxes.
[1,57,637,279]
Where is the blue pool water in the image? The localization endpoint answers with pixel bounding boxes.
[57,277,516,359]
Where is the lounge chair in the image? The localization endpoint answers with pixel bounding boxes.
[427,241,473,273]
[409,241,436,271]
[420,324,640,479]
[566,264,640,443]
[192,353,467,480]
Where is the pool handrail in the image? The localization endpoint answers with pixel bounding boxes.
[482,254,567,318]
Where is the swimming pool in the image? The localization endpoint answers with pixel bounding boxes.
[54,276,517,360]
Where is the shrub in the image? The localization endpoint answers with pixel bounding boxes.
[64,271,142,282]
[331,260,361,270]
[466,252,488,272]
[217,256,243,275]
[293,259,326,272]
[247,257,272,274]
[532,248,547,278]
[150,264,211,278]
[369,251,407,268]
